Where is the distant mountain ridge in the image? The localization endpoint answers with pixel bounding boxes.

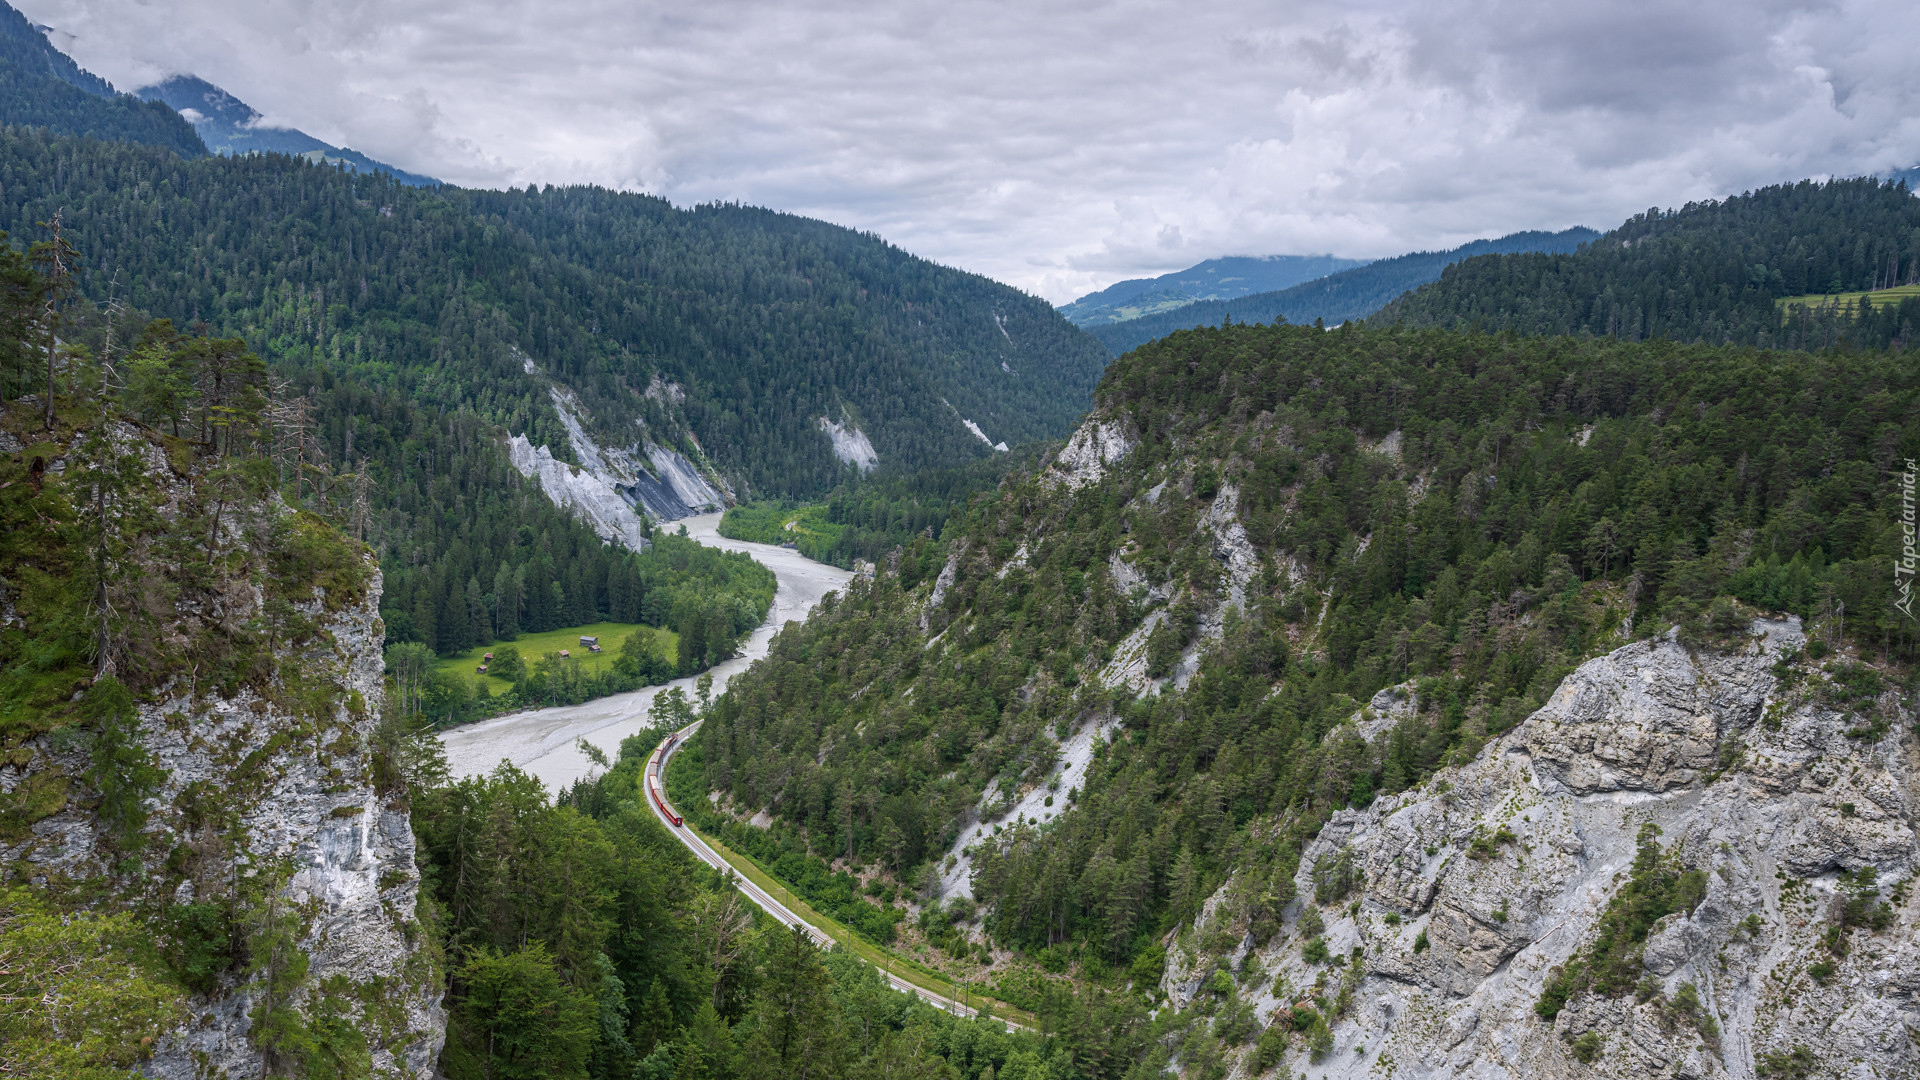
[1060,253,1365,326]
[1375,178,1920,351]
[1087,227,1599,355]
[138,75,438,187]
[0,0,204,157]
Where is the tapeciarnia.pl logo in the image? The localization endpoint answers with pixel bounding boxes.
[1899,458,1917,620]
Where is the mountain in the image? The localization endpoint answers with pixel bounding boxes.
[0,128,1110,663]
[1377,177,1920,350]
[0,0,203,157]
[0,218,1061,1080]
[0,130,1107,500]
[0,357,444,1072]
[1059,253,1365,327]
[1087,227,1598,355]
[684,317,1920,1075]
[137,75,440,187]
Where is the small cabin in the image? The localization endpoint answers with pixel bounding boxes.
[483,652,494,661]
[476,664,489,674]
[559,649,571,659]
[579,635,599,647]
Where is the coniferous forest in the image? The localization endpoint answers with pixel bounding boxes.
[6,16,1920,1075]
[0,128,1108,498]
[700,321,1920,978]
[0,121,1112,690]
[1377,178,1920,349]
[0,223,1128,1080]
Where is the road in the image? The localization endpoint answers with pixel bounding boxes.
[648,721,1011,1026]
[439,512,852,791]
[441,510,1015,1027]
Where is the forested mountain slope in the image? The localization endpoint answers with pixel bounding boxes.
[0,224,1083,1080]
[0,130,1106,498]
[1059,254,1365,328]
[0,0,204,157]
[1378,177,1920,350]
[1087,228,1596,355]
[0,127,1109,669]
[692,320,1920,1076]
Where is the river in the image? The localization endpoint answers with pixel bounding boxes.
[437,511,854,791]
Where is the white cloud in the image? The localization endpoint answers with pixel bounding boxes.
[17,0,1920,301]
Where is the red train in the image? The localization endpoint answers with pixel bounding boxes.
[646,741,683,827]
[650,777,682,826]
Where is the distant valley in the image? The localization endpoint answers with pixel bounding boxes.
[1059,253,1365,327]
[1072,227,1598,354]
[5,4,1920,1079]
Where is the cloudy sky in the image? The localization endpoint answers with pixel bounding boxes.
[20,0,1920,302]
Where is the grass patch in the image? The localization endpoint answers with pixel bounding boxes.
[719,501,844,561]
[432,621,675,696]
[1777,283,1920,317]
[661,735,1034,1027]
[682,818,1036,1029]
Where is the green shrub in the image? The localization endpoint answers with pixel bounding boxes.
[0,887,186,1076]
[162,902,236,995]
[1537,823,1708,1016]
[1756,1046,1817,1079]
[1297,905,1325,938]
[1128,944,1166,987]
[1535,961,1582,1020]
[1313,848,1361,904]
[1569,1031,1602,1063]
[1468,826,1518,860]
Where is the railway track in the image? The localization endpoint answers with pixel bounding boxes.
[646,721,1019,1028]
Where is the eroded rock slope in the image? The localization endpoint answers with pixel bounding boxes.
[1168,618,1920,1079]
[0,420,444,1078]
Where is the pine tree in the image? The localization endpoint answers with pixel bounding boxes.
[742,926,844,1080]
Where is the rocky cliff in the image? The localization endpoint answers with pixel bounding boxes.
[1166,617,1920,1079]
[0,416,444,1077]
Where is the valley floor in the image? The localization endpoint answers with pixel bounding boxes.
[437,512,853,790]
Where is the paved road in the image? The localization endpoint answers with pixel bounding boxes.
[439,512,853,791]
[648,721,1008,1025]
[442,511,1014,1027]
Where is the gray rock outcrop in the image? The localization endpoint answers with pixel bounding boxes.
[1172,617,1920,1079]
[0,442,445,1078]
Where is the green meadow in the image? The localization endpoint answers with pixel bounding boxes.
[1778,282,1920,317]
[432,621,677,696]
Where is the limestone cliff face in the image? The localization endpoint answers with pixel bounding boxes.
[1166,618,1920,1079]
[137,573,445,1079]
[0,420,444,1078]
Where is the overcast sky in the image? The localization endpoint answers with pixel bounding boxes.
[20,0,1920,302]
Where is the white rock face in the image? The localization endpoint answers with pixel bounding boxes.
[935,717,1121,903]
[513,374,724,528]
[922,548,962,633]
[2,573,444,1078]
[508,433,652,550]
[819,416,879,472]
[144,578,443,1079]
[1174,617,1920,1080]
[1050,415,1134,489]
[1100,607,1165,696]
[960,416,1010,453]
[645,442,727,515]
